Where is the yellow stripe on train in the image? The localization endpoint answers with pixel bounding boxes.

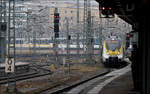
[108,50,119,55]
[104,41,108,53]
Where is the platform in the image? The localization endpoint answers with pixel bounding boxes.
[100,71,140,94]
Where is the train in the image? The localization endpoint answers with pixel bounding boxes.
[102,36,125,68]
[15,37,100,45]
[13,38,100,49]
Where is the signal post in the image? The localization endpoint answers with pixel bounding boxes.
[53,8,59,62]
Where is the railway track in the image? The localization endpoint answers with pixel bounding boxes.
[39,64,130,94]
[35,70,110,94]
[0,68,53,85]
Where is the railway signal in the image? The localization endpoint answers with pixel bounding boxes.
[54,12,59,38]
[101,6,114,15]
[99,1,115,18]
[53,8,59,64]
[126,33,130,49]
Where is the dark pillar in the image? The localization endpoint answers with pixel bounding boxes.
[138,3,150,94]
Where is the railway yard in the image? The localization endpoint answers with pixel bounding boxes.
[0,51,129,94]
[0,54,107,94]
[0,0,135,94]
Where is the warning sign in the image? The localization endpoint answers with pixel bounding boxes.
[5,58,15,73]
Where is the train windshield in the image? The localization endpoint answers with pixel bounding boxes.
[106,40,121,51]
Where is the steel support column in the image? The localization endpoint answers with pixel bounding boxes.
[139,10,150,94]
[7,0,17,92]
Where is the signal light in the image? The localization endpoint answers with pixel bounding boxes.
[99,1,115,18]
[102,7,105,10]
[54,13,59,23]
[109,7,112,10]
[126,34,130,38]
[54,16,59,19]
[54,13,59,19]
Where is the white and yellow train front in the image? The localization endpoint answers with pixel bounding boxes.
[102,39,124,67]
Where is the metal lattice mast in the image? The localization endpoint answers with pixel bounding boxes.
[99,17,102,59]
[84,0,93,63]
[0,0,7,63]
[33,17,36,55]
[15,4,25,54]
[26,11,30,43]
[76,0,80,55]
[66,18,70,74]
[8,0,16,60]
[77,0,79,24]
[83,0,88,52]
[7,0,17,92]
